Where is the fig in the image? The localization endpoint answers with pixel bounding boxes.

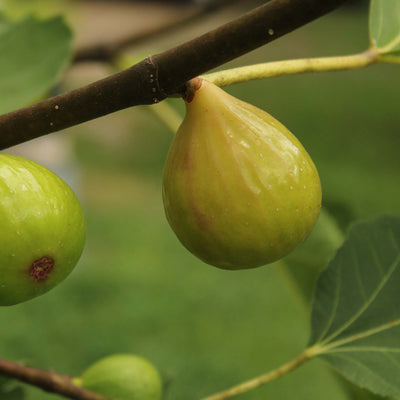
[0,154,86,306]
[163,79,321,270]
[78,354,162,400]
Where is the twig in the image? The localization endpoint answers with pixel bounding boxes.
[0,358,109,400]
[200,350,312,400]
[0,0,349,150]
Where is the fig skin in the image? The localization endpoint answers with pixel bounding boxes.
[163,79,321,270]
[0,154,86,306]
[79,354,162,400]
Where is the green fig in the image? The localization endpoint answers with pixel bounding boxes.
[79,354,162,400]
[0,154,86,306]
[163,79,321,270]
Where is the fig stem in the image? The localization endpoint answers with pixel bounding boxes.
[200,348,315,400]
[182,78,203,103]
[0,358,109,400]
[202,49,380,87]
[148,50,380,135]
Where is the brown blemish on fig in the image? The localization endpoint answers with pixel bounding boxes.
[194,209,212,229]
[29,257,54,282]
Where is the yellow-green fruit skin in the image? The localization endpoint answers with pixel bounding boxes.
[0,154,86,306]
[80,354,162,400]
[163,80,321,270]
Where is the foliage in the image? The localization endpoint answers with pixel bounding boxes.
[310,216,400,398]
[0,15,72,114]
[0,376,25,400]
[0,1,399,400]
[370,0,400,61]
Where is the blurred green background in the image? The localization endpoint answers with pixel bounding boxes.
[0,1,399,399]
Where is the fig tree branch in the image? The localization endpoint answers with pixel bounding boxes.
[0,0,349,150]
[0,349,314,400]
[0,358,109,400]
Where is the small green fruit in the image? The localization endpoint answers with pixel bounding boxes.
[0,154,86,306]
[79,354,162,400]
[163,79,321,270]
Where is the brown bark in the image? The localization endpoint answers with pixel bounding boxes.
[0,358,109,400]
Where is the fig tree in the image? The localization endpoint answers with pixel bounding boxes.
[79,354,162,400]
[163,79,321,270]
[0,154,86,306]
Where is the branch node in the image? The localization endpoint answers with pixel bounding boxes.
[145,56,168,104]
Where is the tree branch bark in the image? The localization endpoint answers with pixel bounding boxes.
[0,358,109,400]
[0,0,349,150]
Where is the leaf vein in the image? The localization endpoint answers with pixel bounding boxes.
[382,350,400,369]
[322,319,400,350]
[368,235,384,276]
[321,252,400,345]
[315,258,342,343]
[379,33,400,54]
[324,351,400,396]
[389,226,400,252]
[324,346,400,354]
[353,246,367,301]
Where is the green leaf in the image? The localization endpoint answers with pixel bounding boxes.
[0,377,25,400]
[0,375,7,388]
[1,386,25,400]
[309,215,400,398]
[0,15,72,114]
[369,0,400,62]
[0,0,69,20]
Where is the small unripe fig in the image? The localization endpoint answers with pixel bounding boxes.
[0,154,86,306]
[79,354,162,400]
[163,79,321,270]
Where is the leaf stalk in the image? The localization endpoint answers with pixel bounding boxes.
[200,350,313,400]
[203,49,380,87]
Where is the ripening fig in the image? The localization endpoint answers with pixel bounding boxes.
[78,354,162,400]
[163,79,321,270]
[0,154,86,306]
